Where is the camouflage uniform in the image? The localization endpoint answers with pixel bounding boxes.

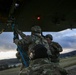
[19,58,62,75]
[45,34,68,75]
[50,41,62,63]
[14,26,51,59]
[16,27,68,75]
[45,34,63,63]
[14,26,51,70]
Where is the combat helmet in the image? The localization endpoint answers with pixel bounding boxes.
[31,25,41,33]
[45,34,53,40]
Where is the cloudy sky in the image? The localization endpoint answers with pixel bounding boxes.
[0,28,76,60]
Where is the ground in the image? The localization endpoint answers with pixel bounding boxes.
[65,65,76,75]
[0,56,76,75]
[0,65,76,75]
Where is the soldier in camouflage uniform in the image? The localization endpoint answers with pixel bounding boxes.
[45,34,68,75]
[14,26,52,74]
[14,26,68,75]
[14,25,51,59]
[19,42,67,75]
[20,58,63,75]
[45,34,63,64]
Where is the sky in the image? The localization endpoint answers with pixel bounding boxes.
[0,28,76,60]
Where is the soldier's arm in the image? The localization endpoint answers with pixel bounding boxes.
[16,29,26,39]
[13,29,25,45]
[14,39,24,45]
[55,42,63,52]
[14,28,32,45]
[52,42,63,52]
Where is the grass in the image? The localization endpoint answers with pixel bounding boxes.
[0,67,20,75]
[59,55,76,68]
[0,55,76,75]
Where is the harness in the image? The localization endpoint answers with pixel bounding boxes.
[12,20,29,67]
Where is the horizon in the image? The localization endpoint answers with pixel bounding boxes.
[0,28,76,60]
[0,49,76,60]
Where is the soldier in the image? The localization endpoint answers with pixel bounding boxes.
[13,30,29,71]
[45,34,68,75]
[45,34,63,64]
[13,25,52,75]
[14,25,51,59]
[15,26,68,75]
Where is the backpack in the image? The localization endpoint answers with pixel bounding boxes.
[51,41,63,52]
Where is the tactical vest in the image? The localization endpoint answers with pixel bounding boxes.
[28,34,51,59]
